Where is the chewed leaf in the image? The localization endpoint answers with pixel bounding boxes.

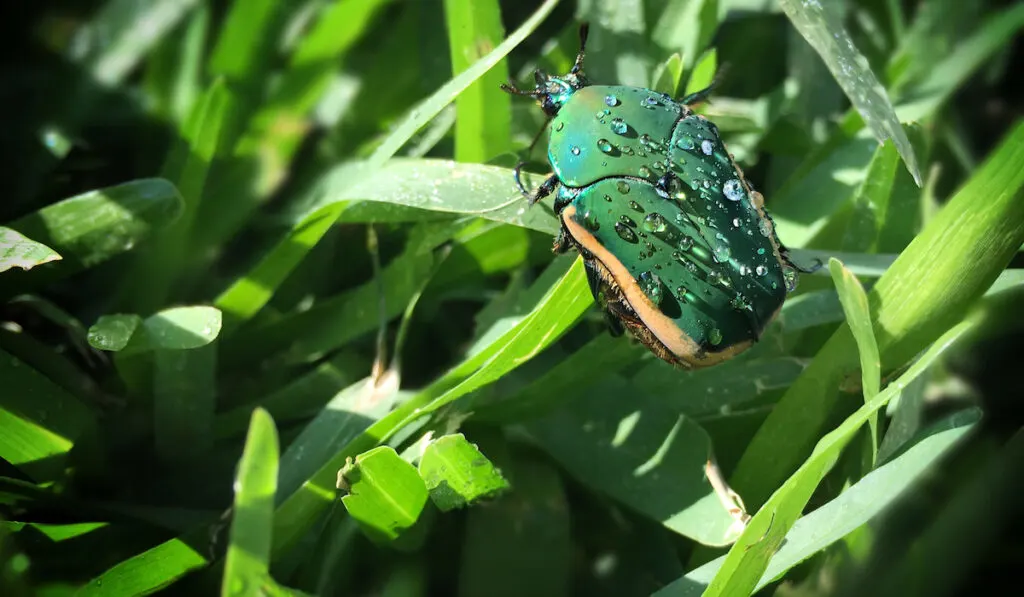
[780,0,921,186]
[0,227,61,273]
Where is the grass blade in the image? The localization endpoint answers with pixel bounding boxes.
[444,0,511,162]
[0,228,61,273]
[730,120,1024,510]
[702,319,975,597]
[418,433,510,511]
[222,408,280,597]
[779,0,920,185]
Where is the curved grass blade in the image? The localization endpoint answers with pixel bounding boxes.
[271,257,592,559]
[222,408,279,597]
[701,319,975,597]
[730,121,1024,510]
[779,0,921,185]
[368,0,560,165]
[655,408,980,597]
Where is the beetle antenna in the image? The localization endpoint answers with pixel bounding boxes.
[570,22,590,74]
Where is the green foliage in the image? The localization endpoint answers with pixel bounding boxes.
[1,1,1021,596]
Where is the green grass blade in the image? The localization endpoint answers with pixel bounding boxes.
[153,343,218,463]
[444,0,511,163]
[527,376,739,545]
[0,349,95,482]
[270,257,592,559]
[215,203,347,334]
[77,0,199,86]
[0,227,61,273]
[652,0,718,74]
[339,446,429,545]
[458,453,571,597]
[779,0,920,185]
[207,0,284,87]
[369,0,559,165]
[418,433,509,511]
[77,537,208,597]
[841,140,899,252]
[304,159,559,235]
[222,408,280,597]
[1,179,184,296]
[655,408,980,597]
[829,258,881,464]
[730,120,1024,510]
[125,79,231,313]
[702,319,975,597]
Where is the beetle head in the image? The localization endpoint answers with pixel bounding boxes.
[501,23,590,117]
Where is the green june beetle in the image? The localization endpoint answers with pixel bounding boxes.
[503,24,815,369]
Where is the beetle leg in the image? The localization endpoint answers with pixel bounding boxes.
[679,86,715,107]
[552,227,571,254]
[583,259,626,337]
[780,248,824,274]
[513,162,560,206]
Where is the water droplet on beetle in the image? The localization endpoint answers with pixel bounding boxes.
[616,181,631,194]
[709,328,723,345]
[605,94,620,107]
[614,222,639,243]
[619,215,637,228]
[758,219,773,237]
[628,200,644,213]
[604,194,613,202]
[643,213,668,233]
[555,122,564,131]
[641,96,659,109]
[676,136,695,151]
[713,244,731,262]
[732,217,741,228]
[597,138,614,154]
[739,264,751,275]
[678,236,694,251]
[755,265,767,276]
[701,140,714,155]
[638,166,652,178]
[639,133,651,145]
[570,145,581,156]
[723,179,744,201]
[583,210,600,231]
[610,118,628,135]
[638,271,663,303]
[757,248,766,255]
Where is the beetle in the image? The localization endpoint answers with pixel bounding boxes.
[502,24,815,369]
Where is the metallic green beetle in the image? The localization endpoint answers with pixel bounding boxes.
[504,24,813,369]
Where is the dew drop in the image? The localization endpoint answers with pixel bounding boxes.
[638,271,663,304]
[643,213,668,233]
[616,181,631,194]
[709,328,723,345]
[638,166,653,178]
[583,210,600,231]
[614,222,639,243]
[723,179,744,201]
[555,122,564,131]
[641,96,659,109]
[755,264,767,276]
[701,139,714,155]
[739,264,751,275]
[605,94,620,107]
[732,217,741,228]
[757,248,766,255]
[639,133,651,146]
[676,136,695,151]
[619,215,637,228]
[628,200,644,213]
[758,219,773,237]
[610,118,628,135]
[604,194,613,202]
[713,244,731,263]
[597,138,614,154]
[570,145,581,156]
[622,145,635,155]
[678,236,694,251]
